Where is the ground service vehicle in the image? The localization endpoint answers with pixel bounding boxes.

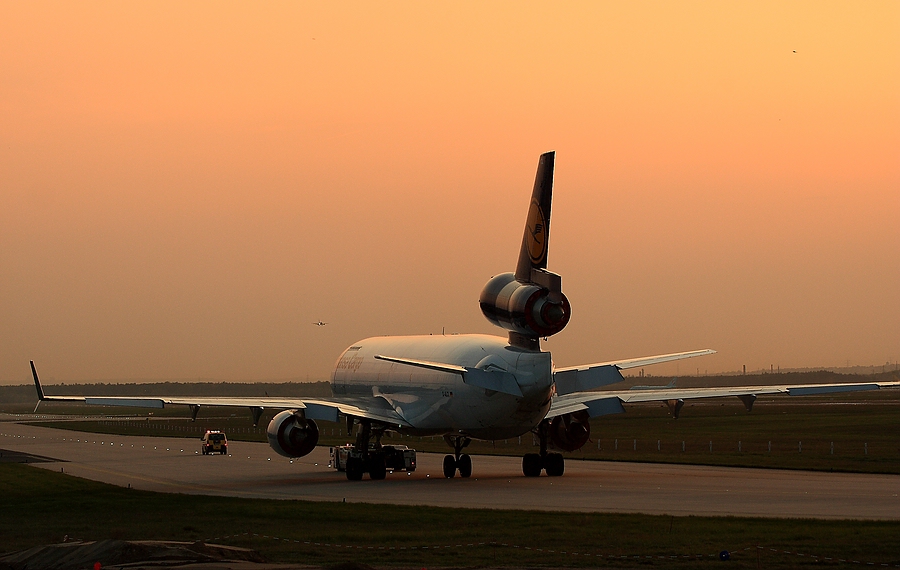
[201,430,227,455]
[331,444,416,475]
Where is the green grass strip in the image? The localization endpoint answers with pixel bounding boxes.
[2,462,899,568]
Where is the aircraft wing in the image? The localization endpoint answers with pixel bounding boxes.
[553,349,716,395]
[30,361,411,427]
[546,379,900,420]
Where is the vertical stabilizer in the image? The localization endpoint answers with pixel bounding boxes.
[515,151,555,282]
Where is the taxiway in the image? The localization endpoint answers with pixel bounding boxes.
[2,421,898,520]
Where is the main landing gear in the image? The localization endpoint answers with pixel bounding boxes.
[522,419,565,477]
[344,419,388,481]
[442,435,473,478]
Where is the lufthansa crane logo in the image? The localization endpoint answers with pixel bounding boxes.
[525,199,547,265]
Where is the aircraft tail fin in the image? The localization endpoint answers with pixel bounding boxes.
[514,151,555,282]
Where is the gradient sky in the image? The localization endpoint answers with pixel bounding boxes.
[2,2,898,384]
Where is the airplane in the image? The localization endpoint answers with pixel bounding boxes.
[31,151,900,481]
[313,321,328,327]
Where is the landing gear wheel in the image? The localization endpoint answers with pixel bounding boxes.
[457,454,472,478]
[346,456,364,481]
[522,453,542,477]
[442,454,457,478]
[368,454,387,480]
[544,452,565,477]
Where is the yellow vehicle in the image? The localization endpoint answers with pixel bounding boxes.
[201,430,227,455]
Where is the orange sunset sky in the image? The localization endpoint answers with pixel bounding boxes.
[1,2,898,384]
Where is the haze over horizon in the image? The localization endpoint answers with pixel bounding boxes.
[2,2,898,386]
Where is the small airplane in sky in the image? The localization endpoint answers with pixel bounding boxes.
[31,151,900,481]
[313,321,328,327]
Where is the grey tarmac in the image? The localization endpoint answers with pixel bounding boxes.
[2,421,899,520]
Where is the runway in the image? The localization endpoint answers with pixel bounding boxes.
[2,421,899,520]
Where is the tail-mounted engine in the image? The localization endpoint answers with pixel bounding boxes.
[549,411,590,452]
[480,271,571,338]
[266,410,319,458]
[481,152,571,344]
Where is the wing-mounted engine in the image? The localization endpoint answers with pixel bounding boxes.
[549,410,591,452]
[266,410,319,458]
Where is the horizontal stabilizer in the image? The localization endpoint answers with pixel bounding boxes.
[374,355,466,374]
[375,354,522,397]
[554,365,624,395]
[547,394,626,419]
[462,368,523,397]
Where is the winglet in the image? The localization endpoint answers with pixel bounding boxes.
[514,151,555,282]
[31,360,44,413]
[31,360,45,401]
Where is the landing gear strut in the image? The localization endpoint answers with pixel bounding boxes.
[523,420,564,477]
[345,419,388,481]
[442,435,472,478]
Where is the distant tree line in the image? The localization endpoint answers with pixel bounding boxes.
[2,370,897,404]
[0,381,332,404]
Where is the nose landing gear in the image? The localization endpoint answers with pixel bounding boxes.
[344,419,389,481]
[442,435,473,478]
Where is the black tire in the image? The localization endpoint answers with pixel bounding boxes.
[457,454,472,478]
[545,452,565,477]
[442,455,457,478]
[522,453,542,477]
[346,456,364,481]
[368,454,387,480]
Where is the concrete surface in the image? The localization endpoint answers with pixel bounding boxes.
[2,421,898,520]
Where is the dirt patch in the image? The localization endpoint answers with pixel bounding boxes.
[0,449,61,464]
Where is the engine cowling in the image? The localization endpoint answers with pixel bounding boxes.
[479,272,571,338]
[549,411,591,452]
[266,410,319,458]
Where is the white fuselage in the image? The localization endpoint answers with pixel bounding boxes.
[331,334,553,440]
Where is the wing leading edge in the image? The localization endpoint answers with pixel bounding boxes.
[547,379,900,420]
[30,361,410,428]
